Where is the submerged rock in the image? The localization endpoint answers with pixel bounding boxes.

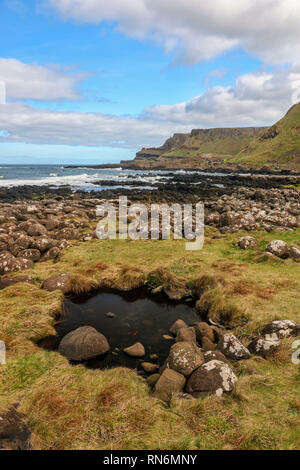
[58,326,110,361]
[186,360,237,397]
[123,342,145,357]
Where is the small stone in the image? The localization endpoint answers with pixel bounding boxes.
[186,360,237,397]
[238,236,257,250]
[167,341,204,377]
[218,333,251,360]
[169,319,188,335]
[163,334,173,341]
[195,322,215,343]
[248,336,280,359]
[141,362,159,373]
[105,312,116,318]
[123,342,145,357]
[266,240,289,259]
[150,353,159,360]
[175,327,196,343]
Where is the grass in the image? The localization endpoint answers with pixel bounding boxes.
[1,228,300,449]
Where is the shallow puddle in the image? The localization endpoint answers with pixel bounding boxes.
[41,288,200,371]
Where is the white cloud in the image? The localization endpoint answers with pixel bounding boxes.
[49,0,300,65]
[0,66,299,149]
[0,58,87,101]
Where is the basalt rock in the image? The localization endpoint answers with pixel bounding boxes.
[41,273,72,294]
[167,341,204,377]
[218,333,251,360]
[186,360,237,397]
[58,326,110,361]
[154,368,186,402]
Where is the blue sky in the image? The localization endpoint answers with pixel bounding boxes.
[0,0,299,164]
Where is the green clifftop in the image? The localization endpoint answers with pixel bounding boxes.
[123,103,300,169]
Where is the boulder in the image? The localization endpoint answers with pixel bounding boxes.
[195,322,215,343]
[218,333,251,360]
[0,407,32,450]
[18,249,41,262]
[186,360,237,397]
[266,240,289,259]
[40,247,60,262]
[26,223,47,237]
[167,341,204,377]
[0,275,33,290]
[41,273,72,294]
[175,327,196,343]
[0,252,33,274]
[201,337,216,352]
[169,319,188,335]
[238,236,257,250]
[31,237,57,253]
[154,369,186,402]
[58,326,110,361]
[123,342,145,357]
[290,247,300,260]
[261,320,300,340]
[248,336,280,359]
[204,350,227,363]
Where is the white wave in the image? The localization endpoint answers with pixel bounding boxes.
[0,172,104,188]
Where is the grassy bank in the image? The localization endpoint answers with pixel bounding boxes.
[1,229,300,450]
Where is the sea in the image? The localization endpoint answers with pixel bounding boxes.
[0,164,170,191]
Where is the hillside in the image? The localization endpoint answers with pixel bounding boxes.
[122,104,300,169]
[234,103,300,166]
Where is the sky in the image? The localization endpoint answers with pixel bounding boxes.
[0,0,300,164]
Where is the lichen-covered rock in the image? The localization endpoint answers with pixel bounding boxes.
[266,240,290,259]
[123,342,145,357]
[40,247,60,262]
[218,333,251,360]
[204,350,227,363]
[248,336,280,359]
[186,360,237,397]
[289,247,300,260]
[169,319,188,335]
[58,326,110,361]
[167,341,204,377]
[175,326,196,343]
[41,273,71,294]
[154,368,186,402]
[0,251,33,274]
[31,237,57,253]
[195,322,215,343]
[238,236,257,250]
[18,249,41,261]
[261,320,300,340]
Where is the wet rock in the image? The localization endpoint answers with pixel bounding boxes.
[164,287,189,300]
[41,273,72,294]
[238,236,257,250]
[266,240,290,259]
[248,336,280,359]
[204,350,227,363]
[123,342,145,357]
[261,320,300,339]
[154,368,186,402]
[169,319,188,335]
[195,322,215,343]
[58,326,110,361]
[105,312,116,318]
[175,326,196,343]
[186,360,237,397]
[0,406,32,450]
[141,362,159,373]
[167,341,204,377]
[218,333,251,360]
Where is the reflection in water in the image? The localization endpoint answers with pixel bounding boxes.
[42,288,200,372]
